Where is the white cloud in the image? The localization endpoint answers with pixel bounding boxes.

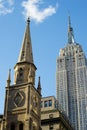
[0,0,14,15]
[8,0,14,6]
[22,0,58,23]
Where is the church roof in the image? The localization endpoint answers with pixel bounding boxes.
[18,18,33,64]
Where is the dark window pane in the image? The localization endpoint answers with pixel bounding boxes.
[49,100,52,107]
[44,101,48,107]
[11,123,15,130]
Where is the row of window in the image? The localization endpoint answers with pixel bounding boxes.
[41,100,52,108]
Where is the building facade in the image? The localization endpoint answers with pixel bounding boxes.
[56,16,87,130]
[41,96,74,130]
[0,18,42,130]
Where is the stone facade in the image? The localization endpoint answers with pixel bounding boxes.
[41,96,74,130]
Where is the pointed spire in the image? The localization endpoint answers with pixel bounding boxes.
[18,17,33,63]
[68,15,75,44]
[68,15,71,28]
[6,69,11,87]
[37,76,41,95]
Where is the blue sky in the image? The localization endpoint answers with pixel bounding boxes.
[0,0,87,113]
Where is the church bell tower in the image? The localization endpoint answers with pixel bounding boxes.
[3,18,41,130]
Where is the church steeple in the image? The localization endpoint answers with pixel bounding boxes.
[14,18,36,84]
[68,16,75,44]
[18,17,33,63]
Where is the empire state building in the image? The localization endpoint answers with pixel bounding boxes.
[56,16,87,130]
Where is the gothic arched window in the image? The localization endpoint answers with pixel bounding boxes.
[19,68,24,78]
[17,68,24,83]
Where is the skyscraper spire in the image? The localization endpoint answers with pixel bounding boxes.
[68,15,75,44]
[18,17,33,63]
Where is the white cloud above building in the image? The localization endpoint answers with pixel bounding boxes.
[22,0,58,23]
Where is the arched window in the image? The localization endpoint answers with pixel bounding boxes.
[17,68,24,83]
[11,123,15,130]
[19,68,24,78]
[19,123,23,130]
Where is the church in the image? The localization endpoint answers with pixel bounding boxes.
[0,18,74,130]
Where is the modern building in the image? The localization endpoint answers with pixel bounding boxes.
[56,16,87,130]
[0,18,42,130]
[41,96,74,130]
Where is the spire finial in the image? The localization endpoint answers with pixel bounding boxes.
[27,17,30,24]
[7,69,11,87]
[37,76,41,95]
[8,69,11,81]
[68,10,71,27]
[68,15,71,28]
[68,15,75,44]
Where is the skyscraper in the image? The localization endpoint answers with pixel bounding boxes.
[56,16,87,130]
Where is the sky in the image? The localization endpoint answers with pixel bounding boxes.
[0,0,87,114]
